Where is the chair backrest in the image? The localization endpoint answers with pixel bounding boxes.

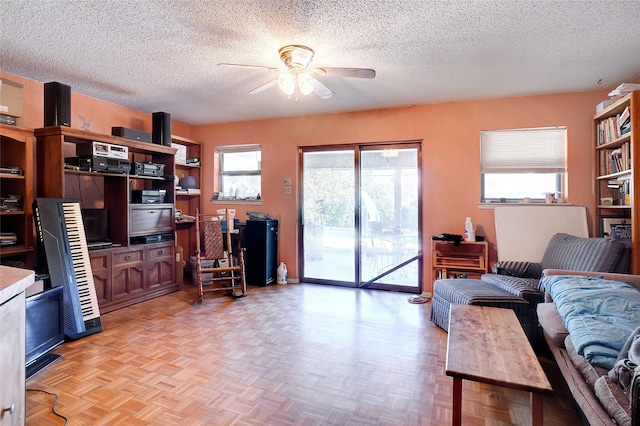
[202,220,224,260]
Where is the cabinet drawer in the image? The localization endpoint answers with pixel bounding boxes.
[147,243,173,261]
[130,205,173,236]
[112,248,144,265]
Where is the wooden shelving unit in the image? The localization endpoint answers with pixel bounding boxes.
[172,135,202,265]
[0,124,35,267]
[35,126,179,313]
[432,240,488,284]
[594,91,639,274]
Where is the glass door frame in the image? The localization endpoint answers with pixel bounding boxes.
[298,141,423,293]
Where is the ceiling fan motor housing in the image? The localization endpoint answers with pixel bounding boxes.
[279,45,314,70]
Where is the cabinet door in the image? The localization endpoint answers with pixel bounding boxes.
[129,205,173,236]
[146,243,174,290]
[0,293,25,426]
[89,251,111,306]
[111,248,145,301]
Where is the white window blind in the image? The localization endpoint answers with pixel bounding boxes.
[480,127,567,173]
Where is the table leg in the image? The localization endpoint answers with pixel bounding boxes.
[452,377,462,426]
[531,392,543,426]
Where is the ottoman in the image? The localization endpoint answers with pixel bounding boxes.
[430,278,531,335]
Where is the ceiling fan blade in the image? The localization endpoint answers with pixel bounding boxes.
[249,79,277,95]
[314,67,376,79]
[218,63,281,72]
[313,79,334,99]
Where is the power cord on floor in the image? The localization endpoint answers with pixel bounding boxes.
[26,388,68,425]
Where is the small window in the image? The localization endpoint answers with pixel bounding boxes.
[217,144,261,200]
[480,127,567,202]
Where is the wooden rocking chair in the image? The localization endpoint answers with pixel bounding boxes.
[194,208,246,303]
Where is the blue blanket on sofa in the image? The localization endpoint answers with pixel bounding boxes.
[543,275,640,369]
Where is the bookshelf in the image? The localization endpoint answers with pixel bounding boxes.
[0,124,34,267]
[594,91,639,273]
[172,135,202,269]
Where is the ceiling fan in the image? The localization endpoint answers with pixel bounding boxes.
[219,45,376,99]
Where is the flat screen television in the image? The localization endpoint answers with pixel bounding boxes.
[81,208,110,243]
[25,285,64,380]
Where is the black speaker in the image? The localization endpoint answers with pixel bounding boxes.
[152,112,171,146]
[43,82,71,127]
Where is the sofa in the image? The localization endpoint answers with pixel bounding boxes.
[430,233,630,344]
[537,269,640,426]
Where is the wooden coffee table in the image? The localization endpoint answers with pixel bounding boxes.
[445,304,552,425]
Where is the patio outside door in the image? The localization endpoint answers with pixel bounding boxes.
[300,143,422,293]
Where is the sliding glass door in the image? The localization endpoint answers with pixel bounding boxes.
[300,143,422,292]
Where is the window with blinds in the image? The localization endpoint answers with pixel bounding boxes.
[480,127,567,202]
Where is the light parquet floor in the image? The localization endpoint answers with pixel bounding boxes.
[26,283,583,425]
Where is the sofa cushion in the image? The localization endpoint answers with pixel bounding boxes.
[536,302,568,347]
[492,260,543,278]
[480,274,543,304]
[594,375,632,426]
[541,233,627,273]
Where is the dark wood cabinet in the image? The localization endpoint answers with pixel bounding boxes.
[111,247,145,302]
[35,126,179,312]
[89,250,110,306]
[147,242,175,290]
[89,242,175,313]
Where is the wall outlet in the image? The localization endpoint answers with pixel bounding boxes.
[283,186,292,195]
[284,177,292,185]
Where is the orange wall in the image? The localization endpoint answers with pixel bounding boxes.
[2,70,608,292]
[192,91,607,291]
[0,71,191,137]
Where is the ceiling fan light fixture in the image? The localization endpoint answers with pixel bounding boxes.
[298,73,314,96]
[277,72,296,96]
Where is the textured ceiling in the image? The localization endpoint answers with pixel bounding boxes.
[1,0,640,126]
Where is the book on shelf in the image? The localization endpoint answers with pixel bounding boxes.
[619,106,630,126]
[597,110,632,145]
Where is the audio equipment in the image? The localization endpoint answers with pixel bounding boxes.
[44,82,71,127]
[77,141,128,159]
[0,166,22,175]
[130,233,174,244]
[132,161,165,177]
[131,189,166,204]
[32,198,103,340]
[152,111,171,146]
[67,156,130,174]
[111,126,152,142]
